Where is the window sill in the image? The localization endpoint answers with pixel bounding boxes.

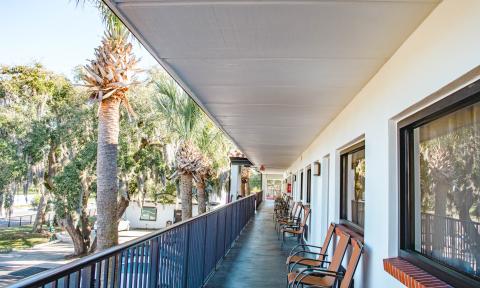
[336,224,363,244]
[383,257,452,288]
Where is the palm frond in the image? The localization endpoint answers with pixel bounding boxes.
[76,0,128,35]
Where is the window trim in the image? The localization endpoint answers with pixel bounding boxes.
[398,79,480,288]
[306,168,312,203]
[339,141,365,235]
[300,171,304,201]
[140,206,157,221]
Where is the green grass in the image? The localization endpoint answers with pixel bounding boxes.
[0,225,51,252]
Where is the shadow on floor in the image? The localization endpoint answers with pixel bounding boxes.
[205,201,297,288]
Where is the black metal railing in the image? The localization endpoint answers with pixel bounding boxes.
[421,213,480,276]
[255,191,263,208]
[351,200,365,228]
[0,214,34,227]
[11,194,257,288]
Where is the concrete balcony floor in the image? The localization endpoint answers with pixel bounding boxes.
[205,200,296,288]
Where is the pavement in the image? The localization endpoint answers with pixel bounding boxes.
[0,229,153,287]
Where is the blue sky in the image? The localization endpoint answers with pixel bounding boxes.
[0,0,158,80]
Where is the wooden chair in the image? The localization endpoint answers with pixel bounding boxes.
[287,231,350,287]
[289,238,364,288]
[286,223,337,273]
[276,200,297,223]
[274,194,291,220]
[280,205,310,248]
[276,201,301,232]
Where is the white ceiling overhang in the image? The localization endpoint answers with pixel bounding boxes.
[105,0,440,169]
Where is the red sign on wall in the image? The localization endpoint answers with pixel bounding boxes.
[287,183,292,193]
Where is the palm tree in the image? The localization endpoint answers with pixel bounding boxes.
[82,29,138,251]
[240,166,251,197]
[155,76,203,220]
[195,121,231,213]
[175,141,203,219]
[195,154,213,214]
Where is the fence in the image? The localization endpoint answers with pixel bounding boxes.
[255,190,263,208]
[11,195,255,288]
[11,194,257,288]
[0,214,34,227]
[421,213,480,276]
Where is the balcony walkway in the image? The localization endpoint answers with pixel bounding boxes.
[205,200,294,288]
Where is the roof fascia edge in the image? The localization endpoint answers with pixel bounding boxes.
[102,0,251,163]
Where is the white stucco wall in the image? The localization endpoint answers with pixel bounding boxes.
[286,1,480,287]
[229,164,240,201]
[124,202,199,230]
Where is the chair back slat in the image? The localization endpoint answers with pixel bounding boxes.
[318,223,336,262]
[290,202,299,218]
[317,231,350,286]
[339,239,364,288]
[299,205,311,228]
[327,231,350,273]
[294,203,303,224]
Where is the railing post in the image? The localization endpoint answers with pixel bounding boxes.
[182,223,190,288]
[224,208,227,252]
[149,239,159,288]
[201,217,207,285]
[215,210,219,266]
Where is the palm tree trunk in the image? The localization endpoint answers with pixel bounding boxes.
[197,181,206,214]
[96,98,120,251]
[180,173,193,220]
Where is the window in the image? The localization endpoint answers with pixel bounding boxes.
[300,172,304,201]
[140,206,157,221]
[399,81,480,287]
[266,179,282,199]
[340,142,365,232]
[307,168,312,203]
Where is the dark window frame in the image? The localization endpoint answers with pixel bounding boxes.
[339,141,365,235]
[300,171,304,201]
[306,168,312,203]
[398,79,480,288]
[140,206,157,221]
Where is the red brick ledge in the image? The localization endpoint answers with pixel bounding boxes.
[383,258,452,288]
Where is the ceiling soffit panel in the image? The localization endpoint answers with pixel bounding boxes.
[107,0,440,169]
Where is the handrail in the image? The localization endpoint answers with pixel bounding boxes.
[255,190,263,208]
[11,193,257,288]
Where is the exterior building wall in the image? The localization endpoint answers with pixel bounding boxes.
[124,202,199,230]
[229,164,240,201]
[286,1,480,287]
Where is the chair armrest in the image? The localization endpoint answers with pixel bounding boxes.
[284,224,300,228]
[289,243,323,256]
[291,250,327,259]
[293,268,344,287]
[289,256,330,273]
